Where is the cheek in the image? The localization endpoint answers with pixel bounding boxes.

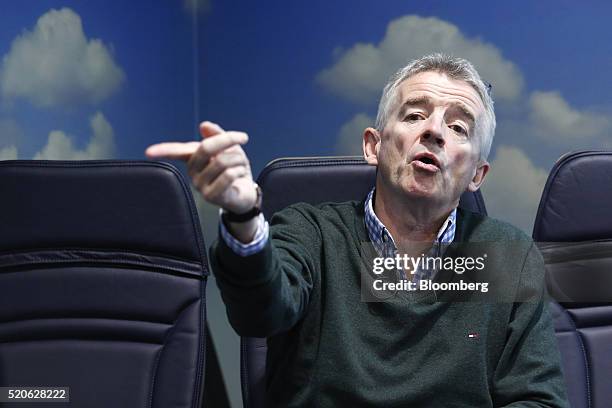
[379,137,404,163]
[454,138,479,159]
[447,148,478,179]
[385,124,417,152]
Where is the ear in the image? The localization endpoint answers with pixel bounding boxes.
[363,127,380,166]
[467,160,490,192]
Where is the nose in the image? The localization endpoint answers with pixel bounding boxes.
[420,114,445,148]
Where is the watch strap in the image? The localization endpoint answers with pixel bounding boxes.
[223,207,262,223]
[222,183,262,223]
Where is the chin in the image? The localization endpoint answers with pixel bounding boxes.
[400,182,439,200]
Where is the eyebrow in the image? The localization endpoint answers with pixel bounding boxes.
[399,96,476,127]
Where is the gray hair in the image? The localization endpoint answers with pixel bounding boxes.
[374,53,496,161]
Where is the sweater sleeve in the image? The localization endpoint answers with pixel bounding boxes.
[209,205,322,337]
[491,242,570,408]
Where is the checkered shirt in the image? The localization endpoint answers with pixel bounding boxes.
[364,189,456,283]
[219,210,269,257]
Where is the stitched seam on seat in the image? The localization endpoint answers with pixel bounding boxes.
[0,338,165,345]
[160,161,210,273]
[533,151,612,240]
[573,323,592,408]
[148,345,164,408]
[191,283,206,408]
[0,316,174,326]
[0,258,202,279]
[571,320,612,330]
[0,247,203,269]
[556,304,592,408]
[147,299,199,408]
[257,157,368,183]
[0,160,210,274]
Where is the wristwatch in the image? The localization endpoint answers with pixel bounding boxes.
[222,183,263,223]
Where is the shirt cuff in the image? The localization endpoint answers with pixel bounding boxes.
[219,210,269,257]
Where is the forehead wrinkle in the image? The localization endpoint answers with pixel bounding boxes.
[399,74,484,115]
[398,93,476,126]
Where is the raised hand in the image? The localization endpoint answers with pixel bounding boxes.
[145,121,257,214]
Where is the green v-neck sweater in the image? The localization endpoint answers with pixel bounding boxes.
[211,200,569,407]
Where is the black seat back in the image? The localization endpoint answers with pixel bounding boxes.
[0,160,208,408]
[241,156,487,408]
[534,151,612,408]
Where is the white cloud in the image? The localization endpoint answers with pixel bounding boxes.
[0,119,23,159]
[335,113,373,155]
[328,14,612,234]
[480,146,548,234]
[0,118,24,147]
[0,145,17,160]
[0,8,125,108]
[34,111,115,160]
[317,15,523,105]
[529,91,611,143]
[183,0,211,14]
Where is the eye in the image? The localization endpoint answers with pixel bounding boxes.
[450,124,468,136]
[405,113,424,122]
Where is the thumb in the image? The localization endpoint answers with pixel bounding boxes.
[199,121,225,139]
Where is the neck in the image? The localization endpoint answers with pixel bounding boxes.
[373,182,455,248]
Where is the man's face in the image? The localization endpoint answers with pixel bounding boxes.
[366,71,489,209]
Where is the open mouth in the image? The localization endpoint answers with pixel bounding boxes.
[417,156,436,165]
[411,152,441,172]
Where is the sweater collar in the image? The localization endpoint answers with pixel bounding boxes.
[363,188,457,256]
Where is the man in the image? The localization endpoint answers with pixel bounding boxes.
[146,54,569,407]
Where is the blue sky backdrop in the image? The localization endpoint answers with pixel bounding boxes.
[2,1,612,405]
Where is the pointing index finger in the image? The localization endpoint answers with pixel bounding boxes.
[145,141,201,160]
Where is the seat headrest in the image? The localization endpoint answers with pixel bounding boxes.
[0,160,206,263]
[257,157,487,217]
[533,151,612,242]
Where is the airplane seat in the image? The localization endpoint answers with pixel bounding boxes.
[0,160,208,408]
[533,151,612,408]
[240,156,488,408]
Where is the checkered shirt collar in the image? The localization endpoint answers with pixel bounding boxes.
[364,188,457,256]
